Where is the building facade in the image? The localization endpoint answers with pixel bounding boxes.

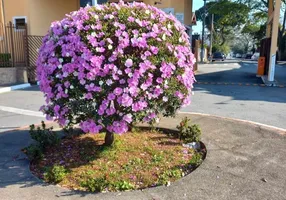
[0,0,193,36]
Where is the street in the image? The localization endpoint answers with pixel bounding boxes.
[184,60,286,129]
[0,60,286,131]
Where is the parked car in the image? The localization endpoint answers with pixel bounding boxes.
[251,52,260,60]
[236,53,242,58]
[212,52,226,62]
[245,54,253,59]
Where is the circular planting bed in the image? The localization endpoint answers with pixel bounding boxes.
[30,128,206,192]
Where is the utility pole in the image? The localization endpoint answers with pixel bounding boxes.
[267,0,281,83]
[201,0,206,62]
[209,14,214,58]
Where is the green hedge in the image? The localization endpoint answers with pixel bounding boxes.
[0,53,12,67]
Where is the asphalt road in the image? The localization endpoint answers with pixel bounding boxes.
[0,60,285,131]
[182,60,286,129]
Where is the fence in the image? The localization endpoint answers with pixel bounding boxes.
[0,22,27,67]
[25,35,44,82]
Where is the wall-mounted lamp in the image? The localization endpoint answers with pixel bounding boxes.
[154,0,162,5]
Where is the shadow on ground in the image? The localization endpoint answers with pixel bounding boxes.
[0,130,40,189]
[195,61,262,84]
[194,62,286,103]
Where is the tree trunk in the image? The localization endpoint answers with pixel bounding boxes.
[104,131,114,146]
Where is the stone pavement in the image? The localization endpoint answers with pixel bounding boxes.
[0,113,286,200]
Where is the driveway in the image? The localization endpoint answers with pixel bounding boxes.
[0,113,285,200]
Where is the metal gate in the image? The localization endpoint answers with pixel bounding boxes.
[0,22,26,67]
[25,35,44,83]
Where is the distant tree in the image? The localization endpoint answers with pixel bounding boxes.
[196,0,250,46]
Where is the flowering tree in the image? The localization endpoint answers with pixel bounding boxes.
[37,1,195,146]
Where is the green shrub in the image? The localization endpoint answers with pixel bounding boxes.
[113,180,135,191]
[158,168,183,185]
[29,121,60,150]
[0,53,11,67]
[189,152,203,167]
[44,165,68,183]
[151,154,163,163]
[177,117,201,143]
[24,144,43,161]
[80,177,108,192]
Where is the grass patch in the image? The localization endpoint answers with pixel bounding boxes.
[31,129,205,192]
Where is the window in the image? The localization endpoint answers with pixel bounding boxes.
[80,0,93,7]
[80,0,108,7]
[13,16,27,30]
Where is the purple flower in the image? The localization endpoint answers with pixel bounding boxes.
[132,101,148,112]
[106,79,113,86]
[108,93,116,100]
[85,93,93,100]
[119,79,126,84]
[154,87,163,97]
[114,87,123,96]
[106,107,116,115]
[80,119,102,134]
[129,86,139,97]
[120,93,133,107]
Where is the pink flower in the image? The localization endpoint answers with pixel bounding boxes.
[123,114,132,123]
[128,16,135,22]
[156,78,163,84]
[85,93,93,100]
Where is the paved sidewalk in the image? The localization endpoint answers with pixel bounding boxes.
[0,113,286,200]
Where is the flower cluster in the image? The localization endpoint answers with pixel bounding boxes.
[37,1,195,134]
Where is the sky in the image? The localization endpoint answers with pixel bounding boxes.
[193,0,203,34]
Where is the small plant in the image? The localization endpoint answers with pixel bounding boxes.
[158,168,183,185]
[113,180,135,191]
[44,165,68,183]
[80,177,108,192]
[29,121,60,150]
[189,152,203,167]
[152,154,164,163]
[23,144,43,161]
[177,117,201,143]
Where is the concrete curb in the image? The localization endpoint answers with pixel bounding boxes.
[0,83,31,94]
[179,111,286,135]
[1,113,286,199]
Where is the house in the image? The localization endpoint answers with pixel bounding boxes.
[0,0,79,36]
[0,0,194,84]
[0,0,194,36]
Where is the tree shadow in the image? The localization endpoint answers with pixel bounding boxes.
[194,62,286,103]
[0,123,206,197]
